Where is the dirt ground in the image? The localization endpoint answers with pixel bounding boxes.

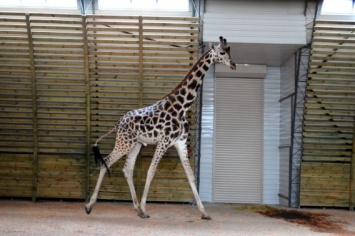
[0,200,354,236]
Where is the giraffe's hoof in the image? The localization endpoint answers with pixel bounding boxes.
[138,212,150,219]
[202,215,212,220]
[85,205,92,215]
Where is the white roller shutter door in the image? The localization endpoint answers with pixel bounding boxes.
[214,77,263,203]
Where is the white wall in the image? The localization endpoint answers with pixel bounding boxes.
[199,65,215,202]
[263,67,281,204]
[203,0,306,45]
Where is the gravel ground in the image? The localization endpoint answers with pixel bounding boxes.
[0,200,354,236]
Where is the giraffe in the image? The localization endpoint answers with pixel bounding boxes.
[85,36,236,220]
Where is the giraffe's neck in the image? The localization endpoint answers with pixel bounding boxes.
[162,50,213,112]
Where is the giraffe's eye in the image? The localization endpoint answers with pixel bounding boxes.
[220,52,225,55]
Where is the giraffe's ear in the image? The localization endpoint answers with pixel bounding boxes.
[225,47,230,53]
[209,42,215,50]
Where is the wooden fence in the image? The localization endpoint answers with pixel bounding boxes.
[301,19,355,210]
[0,12,200,202]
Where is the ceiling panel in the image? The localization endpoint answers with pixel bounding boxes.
[205,42,303,67]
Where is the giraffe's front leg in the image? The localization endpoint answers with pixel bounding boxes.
[174,139,211,220]
[123,143,142,212]
[138,141,168,218]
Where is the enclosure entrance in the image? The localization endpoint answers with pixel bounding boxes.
[213,77,264,203]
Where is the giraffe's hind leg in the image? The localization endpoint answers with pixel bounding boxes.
[123,143,142,212]
[138,140,169,218]
[85,150,124,214]
[85,165,107,214]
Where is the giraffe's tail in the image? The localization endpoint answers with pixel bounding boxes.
[92,127,116,174]
[92,146,110,174]
[94,127,117,146]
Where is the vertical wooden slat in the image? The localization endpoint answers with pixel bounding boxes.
[25,13,38,202]
[82,15,91,201]
[138,16,144,108]
[137,16,144,198]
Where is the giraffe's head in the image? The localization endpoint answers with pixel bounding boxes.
[209,36,236,70]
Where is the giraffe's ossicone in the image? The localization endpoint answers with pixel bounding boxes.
[85,36,236,220]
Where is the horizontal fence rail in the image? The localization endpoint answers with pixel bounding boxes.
[0,12,200,202]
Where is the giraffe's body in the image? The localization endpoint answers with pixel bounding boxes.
[85,36,236,219]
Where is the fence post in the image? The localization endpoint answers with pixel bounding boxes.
[25,13,38,202]
[136,16,144,198]
[82,15,91,201]
[350,119,355,210]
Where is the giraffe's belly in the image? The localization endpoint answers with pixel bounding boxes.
[137,134,160,146]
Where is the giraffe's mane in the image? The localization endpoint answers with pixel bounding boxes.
[161,49,212,99]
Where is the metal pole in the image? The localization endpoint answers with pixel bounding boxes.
[288,50,301,207]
